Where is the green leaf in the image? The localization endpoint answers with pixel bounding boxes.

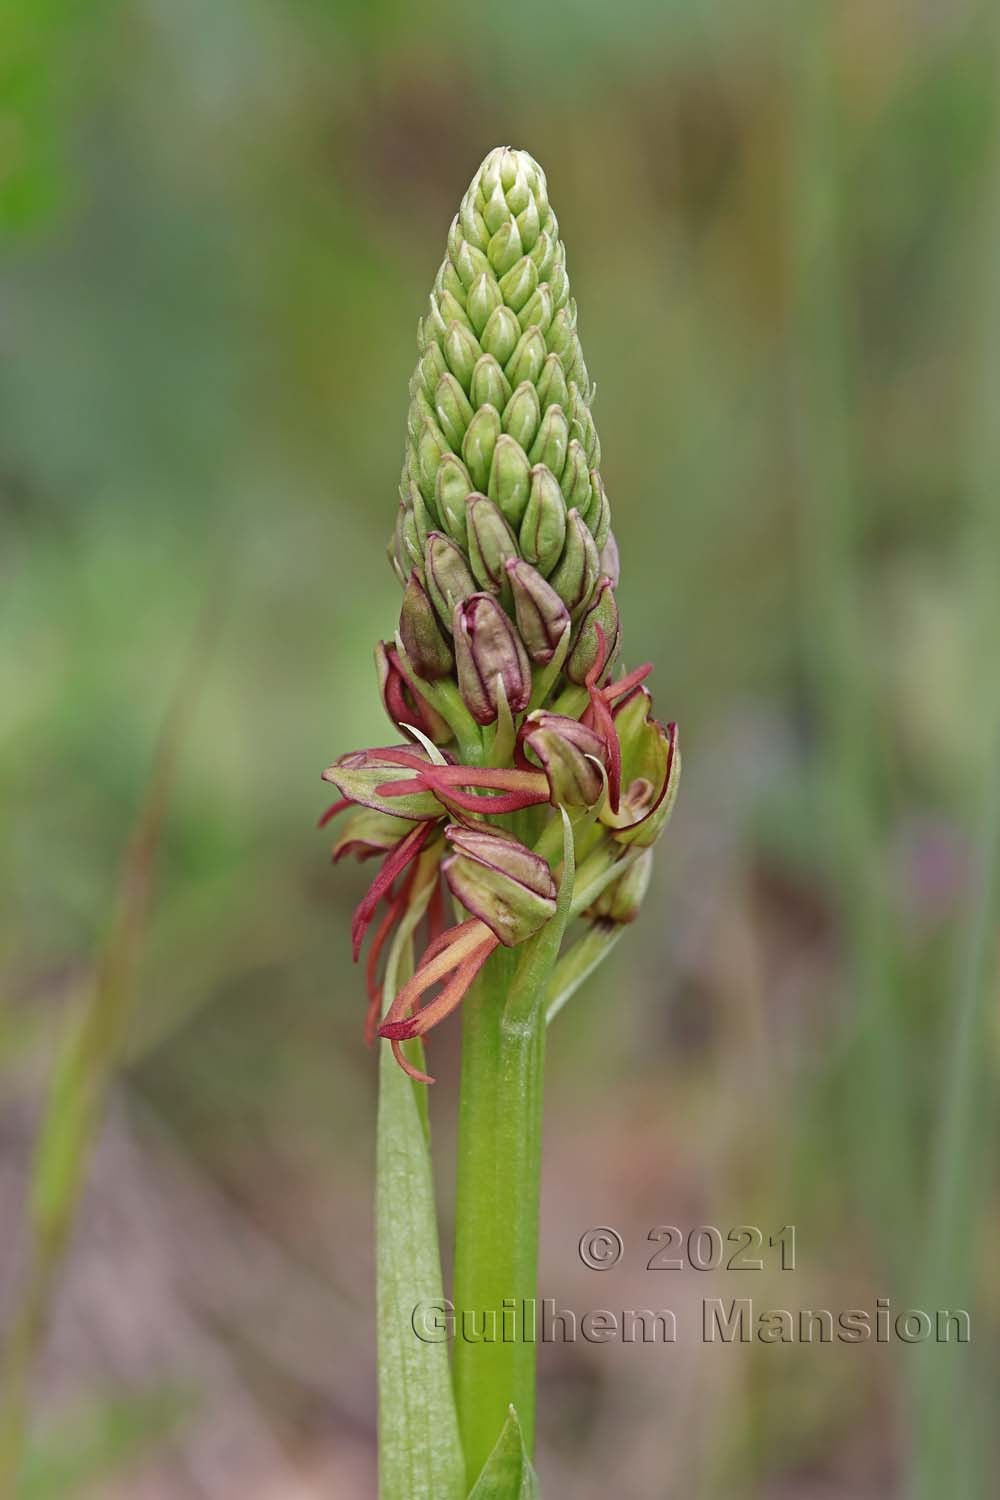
[467,1405,540,1499]
[376,1038,465,1500]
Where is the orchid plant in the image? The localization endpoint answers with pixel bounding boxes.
[322,147,679,1498]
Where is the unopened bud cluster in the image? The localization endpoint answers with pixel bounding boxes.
[389,147,619,710]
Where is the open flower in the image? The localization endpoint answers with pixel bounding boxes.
[378,920,499,1083]
[442,825,557,946]
[516,711,607,807]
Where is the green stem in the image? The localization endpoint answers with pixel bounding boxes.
[451,945,546,1482]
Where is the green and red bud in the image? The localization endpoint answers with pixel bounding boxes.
[376,640,453,743]
[549,506,600,615]
[399,570,454,681]
[565,576,620,683]
[506,557,570,664]
[424,531,476,630]
[442,824,557,947]
[466,495,519,599]
[452,592,531,724]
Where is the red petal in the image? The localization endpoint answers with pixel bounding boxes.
[390,1038,436,1085]
[350,821,434,961]
[317,797,350,828]
[601,661,652,704]
[585,627,622,814]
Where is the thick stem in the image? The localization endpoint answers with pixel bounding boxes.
[452,945,547,1483]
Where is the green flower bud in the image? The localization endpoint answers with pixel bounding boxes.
[399,569,454,681]
[505,325,547,387]
[588,470,611,550]
[550,256,570,313]
[516,194,541,251]
[560,438,592,510]
[417,341,447,401]
[425,531,476,630]
[482,176,510,234]
[435,453,474,543]
[480,304,520,365]
[546,305,576,361]
[517,283,553,335]
[506,558,570,664]
[467,271,502,335]
[487,434,532,528]
[529,230,555,280]
[435,286,472,331]
[459,195,489,252]
[565,576,620,684]
[488,218,523,276]
[407,384,436,445]
[587,849,654,924]
[470,353,511,412]
[453,592,531,724]
[435,372,474,450]
[502,381,540,451]
[394,500,423,575]
[420,301,446,348]
[568,383,600,466]
[417,421,448,502]
[498,254,538,313]
[548,507,600,615]
[519,464,567,576]
[466,495,519,599]
[529,403,569,477]
[535,352,569,411]
[442,824,557,948]
[443,320,482,392]
[454,238,490,289]
[462,404,501,492]
[519,711,606,808]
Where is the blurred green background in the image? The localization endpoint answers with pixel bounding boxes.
[2,0,998,1495]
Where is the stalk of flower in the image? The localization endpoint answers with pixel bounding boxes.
[322,146,681,1489]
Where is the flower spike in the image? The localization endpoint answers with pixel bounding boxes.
[323,147,680,1079]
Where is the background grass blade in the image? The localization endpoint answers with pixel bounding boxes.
[0,599,220,1496]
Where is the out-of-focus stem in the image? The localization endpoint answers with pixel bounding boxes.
[786,0,911,1230]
